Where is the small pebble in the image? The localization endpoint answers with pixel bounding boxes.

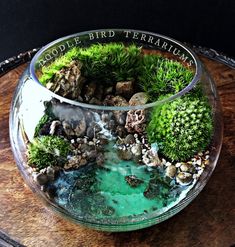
[34,173,48,185]
[175,162,182,168]
[176,172,193,185]
[165,165,177,178]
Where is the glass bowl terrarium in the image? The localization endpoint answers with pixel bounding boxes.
[10,29,223,232]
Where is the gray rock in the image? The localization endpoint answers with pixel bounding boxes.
[101,113,110,123]
[51,102,86,137]
[86,123,102,139]
[87,150,97,162]
[115,81,134,99]
[84,110,95,124]
[35,173,48,185]
[80,143,93,153]
[165,165,177,178]
[46,166,56,181]
[107,119,116,132]
[124,134,135,145]
[129,92,148,106]
[114,111,126,126]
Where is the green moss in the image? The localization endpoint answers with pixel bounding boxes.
[34,114,51,137]
[39,43,195,103]
[147,95,213,161]
[40,48,79,85]
[138,55,194,101]
[28,136,71,170]
[39,43,142,85]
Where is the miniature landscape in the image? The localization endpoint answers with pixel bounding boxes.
[26,43,213,220]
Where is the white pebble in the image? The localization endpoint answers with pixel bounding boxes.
[196,159,202,166]
[175,162,181,168]
[205,155,210,160]
[165,162,172,167]
[83,138,87,144]
[71,139,75,144]
[134,134,138,138]
[88,141,94,146]
[161,158,166,165]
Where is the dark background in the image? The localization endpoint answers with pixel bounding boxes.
[0,0,234,61]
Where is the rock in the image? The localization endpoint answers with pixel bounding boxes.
[107,119,116,132]
[101,113,110,123]
[103,96,128,126]
[129,92,148,106]
[104,95,128,107]
[49,120,61,135]
[176,172,193,185]
[89,97,101,105]
[125,175,143,187]
[96,153,105,166]
[84,82,97,102]
[116,125,127,138]
[180,163,195,173]
[84,110,95,124]
[114,111,126,126]
[80,143,93,153]
[86,123,102,139]
[124,134,135,145]
[117,147,132,160]
[45,184,57,200]
[34,173,48,185]
[103,86,114,96]
[165,165,177,178]
[87,150,97,162]
[95,85,104,100]
[51,102,86,137]
[46,166,57,181]
[98,136,109,145]
[64,155,82,170]
[38,122,51,136]
[131,144,142,156]
[115,81,134,99]
[125,109,146,133]
[80,158,88,166]
[47,61,85,100]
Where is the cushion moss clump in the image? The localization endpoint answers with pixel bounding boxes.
[138,55,194,102]
[147,96,213,161]
[28,136,71,170]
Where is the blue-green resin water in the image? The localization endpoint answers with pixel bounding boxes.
[52,142,191,220]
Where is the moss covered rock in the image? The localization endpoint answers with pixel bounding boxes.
[28,136,71,170]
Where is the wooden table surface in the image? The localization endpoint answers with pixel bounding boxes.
[0,56,234,247]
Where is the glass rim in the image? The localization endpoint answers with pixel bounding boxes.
[30,28,202,110]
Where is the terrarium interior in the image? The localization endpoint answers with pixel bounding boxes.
[10,30,221,231]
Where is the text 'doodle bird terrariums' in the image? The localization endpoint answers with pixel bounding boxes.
[10,29,223,231]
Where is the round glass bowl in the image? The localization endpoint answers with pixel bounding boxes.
[10,29,223,232]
